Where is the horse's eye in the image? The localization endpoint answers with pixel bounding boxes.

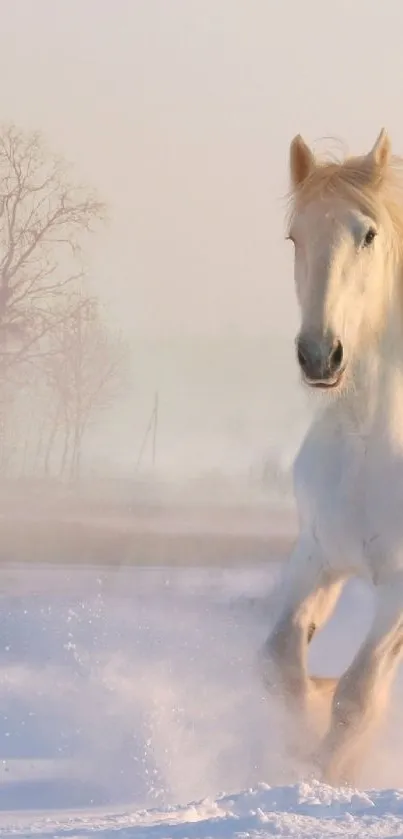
[363,227,377,247]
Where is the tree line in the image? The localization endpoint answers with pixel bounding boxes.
[0,123,128,480]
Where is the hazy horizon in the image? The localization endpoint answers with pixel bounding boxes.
[1,0,403,480]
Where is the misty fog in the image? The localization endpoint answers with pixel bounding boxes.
[0,0,402,535]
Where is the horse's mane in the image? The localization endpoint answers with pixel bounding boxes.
[288,149,403,258]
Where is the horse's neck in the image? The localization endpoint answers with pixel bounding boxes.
[327,303,403,446]
[349,357,403,442]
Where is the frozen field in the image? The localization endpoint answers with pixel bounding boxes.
[0,554,403,837]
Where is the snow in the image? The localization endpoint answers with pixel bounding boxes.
[3,783,403,838]
[0,560,402,837]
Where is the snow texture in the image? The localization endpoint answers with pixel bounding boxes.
[2,782,403,837]
[0,561,402,837]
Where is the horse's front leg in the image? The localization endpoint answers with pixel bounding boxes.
[315,573,403,786]
[260,536,344,751]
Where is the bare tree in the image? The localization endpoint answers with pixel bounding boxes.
[43,293,128,480]
[0,123,105,372]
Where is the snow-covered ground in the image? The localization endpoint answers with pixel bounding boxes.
[0,558,403,837]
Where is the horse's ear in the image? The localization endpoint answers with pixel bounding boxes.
[368,128,391,175]
[290,134,315,189]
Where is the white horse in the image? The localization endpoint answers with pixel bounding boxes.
[262,128,403,786]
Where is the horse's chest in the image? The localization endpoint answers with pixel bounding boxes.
[294,428,403,574]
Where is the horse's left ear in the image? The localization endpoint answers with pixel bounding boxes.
[289,135,316,189]
[368,128,391,174]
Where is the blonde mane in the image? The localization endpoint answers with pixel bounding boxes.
[288,150,403,260]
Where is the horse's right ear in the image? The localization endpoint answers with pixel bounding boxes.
[290,134,315,189]
[368,128,391,175]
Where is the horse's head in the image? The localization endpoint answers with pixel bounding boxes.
[288,129,399,392]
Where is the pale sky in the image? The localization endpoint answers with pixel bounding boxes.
[2,1,403,475]
[1,0,402,340]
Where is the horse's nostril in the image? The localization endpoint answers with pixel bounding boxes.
[297,334,344,382]
[297,346,308,369]
[330,340,343,372]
